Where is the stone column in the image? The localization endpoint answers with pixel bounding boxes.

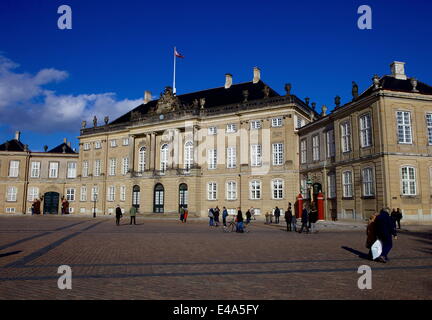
[151,132,157,170]
[129,134,136,176]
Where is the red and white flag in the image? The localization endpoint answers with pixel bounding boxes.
[174,47,184,58]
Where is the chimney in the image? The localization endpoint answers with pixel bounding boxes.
[14,131,20,141]
[225,74,232,89]
[67,142,71,148]
[253,67,261,84]
[390,61,407,80]
[144,91,152,104]
[63,138,67,144]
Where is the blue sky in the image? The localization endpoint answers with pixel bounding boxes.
[0,0,431,151]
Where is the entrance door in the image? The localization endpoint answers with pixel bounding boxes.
[132,185,140,209]
[179,183,188,211]
[154,183,164,213]
[43,192,59,214]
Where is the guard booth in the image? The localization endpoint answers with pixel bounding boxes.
[312,183,325,220]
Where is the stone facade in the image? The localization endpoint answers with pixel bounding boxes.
[299,62,432,223]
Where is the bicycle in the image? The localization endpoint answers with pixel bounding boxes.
[223,216,249,233]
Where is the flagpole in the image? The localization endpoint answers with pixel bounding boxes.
[173,46,176,95]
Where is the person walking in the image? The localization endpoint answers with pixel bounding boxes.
[265,211,270,224]
[222,207,228,227]
[245,209,251,225]
[236,207,244,233]
[208,208,215,227]
[179,206,185,222]
[299,204,310,234]
[366,213,378,260]
[250,207,256,220]
[309,205,318,233]
[214,206,220,227]
[129,206,137,225]
[291,211,297,232]
[375,208,397,262]
[31,199,36,215]
[183,208,189,223]
[395,208,403,229]
[115,205,122,226]
[274,206,281,224]
[285,204,293,232]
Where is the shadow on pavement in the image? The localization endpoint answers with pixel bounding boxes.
[0,250,22,258]
[341,246,370,260]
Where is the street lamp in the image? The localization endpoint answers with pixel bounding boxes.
[93,194,97,218]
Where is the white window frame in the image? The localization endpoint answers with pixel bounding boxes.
[30,161,41,178]
[341,121,351,153]
[327,173,336,199]
[184,141,194,171]
[83,143,90,151]
[272,179,284,200]
[401,166,416,196]
[208,126,217,135]
[326,130,335,158]
[160,144,169,173]
[250,120,262,130]
[94,141,101,149]
[122,138,129,146]
[312,135,320,161]
[110,139,117,148]
[426,113,432,145]
[226,181,237,200]
[208,149,217,169]
[6,186,18,202]
[138,147,146,172]
[94,160,101,177]
[360,113,372,148]
[107,186,115,202]
[250,180,262,200]
[397,111,413,144]
[227,146,236,169]
[109,158,116,176]
[120,185,126,201]
[226,124,237,133]
[82,160,89,177]
[362,167,375,197]
[122,157,129,175]
[91,186,99,202]
[207,182,217,200]
[28,187,39,202]
[271,117,283,127]
[342,171,353,198]
[48,162,59,178]
[272,143,284,166]
[67,162,77,178]
[66,188,75,201]
[80,186,87,202]
[300,139,307,164]
[9,160,19,177]
[251,144,262,167]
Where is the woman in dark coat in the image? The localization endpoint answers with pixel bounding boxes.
[375,208,397,262]
[236,208,244,233]
[285,205,293,232]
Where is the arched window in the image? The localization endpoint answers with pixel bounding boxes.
[132,185,140,208]
[154,183,164,213]
[272,179,284,199]
[184,141,193,172]
[138,147,146,172]
[160,144,169,173]
[179,183,188,210]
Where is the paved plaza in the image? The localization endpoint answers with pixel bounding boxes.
[0,215,431,300]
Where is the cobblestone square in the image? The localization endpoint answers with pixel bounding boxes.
[0,216,431,300]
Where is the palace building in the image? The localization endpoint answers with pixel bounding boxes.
[1,62,431,223]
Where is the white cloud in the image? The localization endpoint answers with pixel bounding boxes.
[0,54,141,133]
